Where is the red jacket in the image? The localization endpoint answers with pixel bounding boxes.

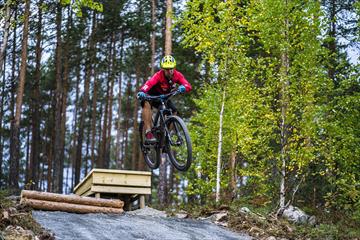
[140,69,192,94]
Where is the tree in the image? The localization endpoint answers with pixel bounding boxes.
[9,0,30,189]
[28,0,44,189]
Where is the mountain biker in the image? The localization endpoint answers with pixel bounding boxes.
[137,55,192,144]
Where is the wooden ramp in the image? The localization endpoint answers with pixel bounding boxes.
[74,169,151,210]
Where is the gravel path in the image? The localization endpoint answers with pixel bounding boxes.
[33,210,252,240]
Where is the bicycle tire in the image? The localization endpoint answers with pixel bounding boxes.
[165,116,192,171]
[139,121,160,169]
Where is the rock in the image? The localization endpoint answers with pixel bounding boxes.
[214,221,228,227]
[266,236,277,240]
[3,225,35,240]
[209,211,228,222]
[2,210,9,220]
[308,215,316,226]
[174,211,188,219]
[239,207,252,214]
[282,205,309,224]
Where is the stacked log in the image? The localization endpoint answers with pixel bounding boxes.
[21,190,124,214]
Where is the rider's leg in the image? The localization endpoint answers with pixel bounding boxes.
[142,101,152,132]
[142,101,156,143]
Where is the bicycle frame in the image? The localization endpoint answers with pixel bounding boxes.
[153,101,174,149]
[143,91,181,148]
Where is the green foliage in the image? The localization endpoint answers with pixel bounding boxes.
[180,0,334,206]
[61,0,103,17]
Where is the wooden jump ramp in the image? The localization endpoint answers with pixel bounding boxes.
[21,169,151,213]
[74,168,152,210]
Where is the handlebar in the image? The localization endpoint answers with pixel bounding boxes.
[139,90,181,102]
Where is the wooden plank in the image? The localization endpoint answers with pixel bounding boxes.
[92,168,151,176]
[91,185,151,195]
[82,189,94,197]
[74,174,94,196]
[93,172,151,187]
[139,195,145,209]
[73,169,95,193]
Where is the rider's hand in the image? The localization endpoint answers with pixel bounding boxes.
[178,85,186,93]
[137,91,146,99]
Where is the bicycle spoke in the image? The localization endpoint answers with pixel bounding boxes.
[165,116,192,171]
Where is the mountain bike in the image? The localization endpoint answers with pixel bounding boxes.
[139,90,192,171]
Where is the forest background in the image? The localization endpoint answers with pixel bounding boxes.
[0,0,359,237]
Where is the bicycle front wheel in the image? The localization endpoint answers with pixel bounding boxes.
[165,116,192,171]
[139,121,160,169]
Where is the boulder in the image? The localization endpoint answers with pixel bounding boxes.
[282,205,314,224]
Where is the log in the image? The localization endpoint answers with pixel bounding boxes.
[20,198,123,214]
[21,190,123,208]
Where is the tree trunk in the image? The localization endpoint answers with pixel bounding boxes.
[96,102,103,168]
[131,68,140,170]
[0,2,11,74]
[157,0,174,204]
[47,89,56,192]
[167,164,174,204]
[85,127,90,175]
[71,64,81,189]
[105,34,116,168]
[53,3,63,193]
[20,199,123,214]
[229,147,237,200]
[215,90,225,203]
[164,0,173,55]
[115,33,124,169]
[75,14,96,185]
[29,0,43,190]
[8,6,17,188]
[327,0,337,84]
[0,67,5,184]
[58,6,72,193]
[21,190,124,208]
[90,71,98,169]
[25,124,30,185]
[123,80,132,168]
[158,155,168,205]
[9,0,30,189]
[99,74,110,168]
[279,14,290,210]
[150,0,157,75]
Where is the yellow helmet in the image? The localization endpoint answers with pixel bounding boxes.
[160,55,176,69]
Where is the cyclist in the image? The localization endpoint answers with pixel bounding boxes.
[137,55,192,144]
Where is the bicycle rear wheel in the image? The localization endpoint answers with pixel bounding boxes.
[139,121,160,169]
[165,116,192,171]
